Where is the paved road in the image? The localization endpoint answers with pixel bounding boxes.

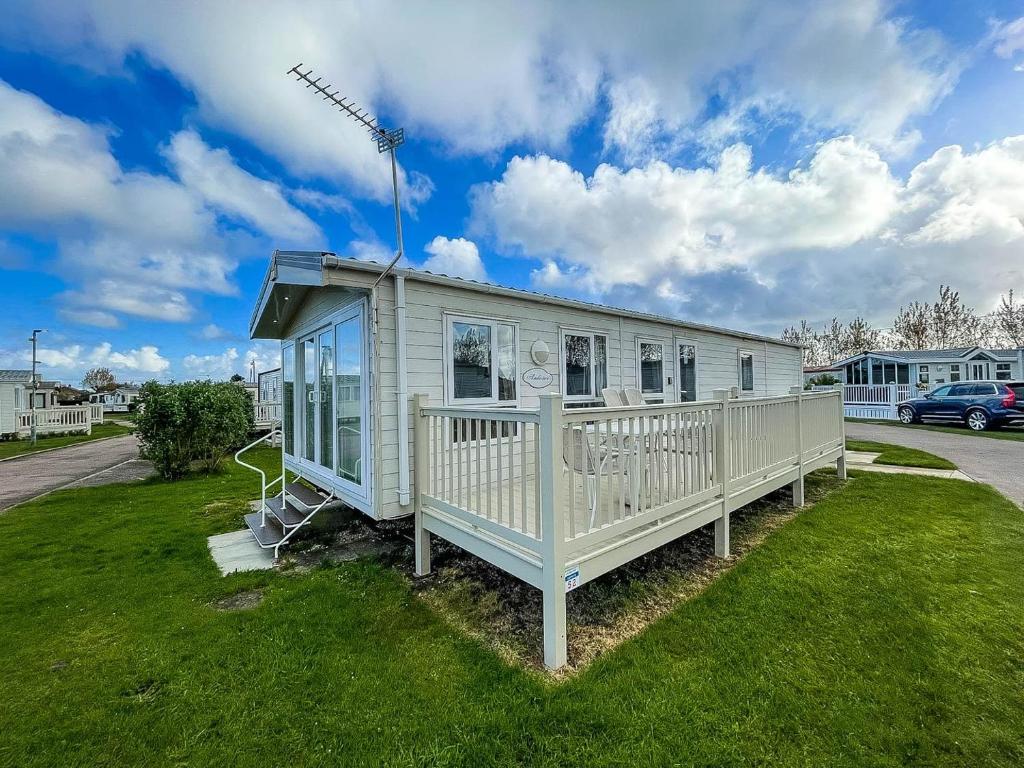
[846,422,1024,507]
[0,435,146,511]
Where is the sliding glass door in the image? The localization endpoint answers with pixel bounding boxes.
[288,299,369,502]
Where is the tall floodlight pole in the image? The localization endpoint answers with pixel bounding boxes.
[29,328,44,445]
[287,63,406,281]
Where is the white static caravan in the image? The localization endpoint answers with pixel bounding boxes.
[245,251,845,668]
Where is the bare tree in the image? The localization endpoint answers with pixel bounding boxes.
[891,301,931,350]
[992,290,1024,347]
[82,366,116,392]
[781,320,820,366]
[930,285,982,348]
[844,316,880,355]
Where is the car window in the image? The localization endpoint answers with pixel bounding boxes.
[948,384,973,396]
[1010,384,1024,399]
[931,385,952,397]
[970,384,998,396]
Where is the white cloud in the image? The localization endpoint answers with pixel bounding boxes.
[420,236,488,282]
[992,17,1024,60]
[164,130,321,244]
[1,0,957,169]
[183,347,240,379]
[472,137,898,289]
[63,280,194,322]
[0,341,171,382]
[198,323,232,341]
[471,135,1024,331]
[0,79,324,326]
[58,308,120,329]
[182,343,280,381]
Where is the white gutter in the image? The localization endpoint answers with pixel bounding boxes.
[395,275,411,506]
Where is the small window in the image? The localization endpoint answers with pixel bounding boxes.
[918,365,930,385]
[445,314,518,405]
[949,364,961,382]
[995,363,1012,381]
[738,351,755,392]
[561,330,608,401]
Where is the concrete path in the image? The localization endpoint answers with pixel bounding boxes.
[0,435,147,511]
[846,422,1024,507]
[845,449,975,482]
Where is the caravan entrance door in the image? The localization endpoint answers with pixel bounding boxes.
[293,299,370,506]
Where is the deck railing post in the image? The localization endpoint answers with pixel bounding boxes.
[538,393,567,669]
[789,386,805,506]
[712,389,731,558]
[834,386,848,480]
[413,393,432,576]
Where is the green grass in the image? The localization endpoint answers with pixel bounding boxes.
[846,439,958,470]
[847,418,1024,442]
[0,422,133,460]
[0,450,1022,766]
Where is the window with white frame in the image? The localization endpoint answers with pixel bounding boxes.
[561,329,608,401]
[949,364,961,382]
[996,363,1012,380]
[444,314,518,405]
[738,350,754,392]
[918,365,930,385]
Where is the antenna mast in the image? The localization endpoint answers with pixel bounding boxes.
[287,63,405,286]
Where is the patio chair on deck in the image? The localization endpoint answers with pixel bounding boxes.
[601,387,625,407]
[562,425,635,528]
[623,388,646,406]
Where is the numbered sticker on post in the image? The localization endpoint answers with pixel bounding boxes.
[564,566,580,593]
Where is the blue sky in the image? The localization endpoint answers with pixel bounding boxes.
[1,1,1023,384]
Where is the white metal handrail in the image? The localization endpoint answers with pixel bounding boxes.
[234,429,282,526]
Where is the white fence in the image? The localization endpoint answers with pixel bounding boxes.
[89,403,105,424]
[253,402,282,428]
[414,388,846,669]
[812,384,915,420]
[16,406,92,436]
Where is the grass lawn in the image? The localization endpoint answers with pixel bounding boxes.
[847,418,1024,442]
[1,448,1022,766]
[0,422,133,460]
[846,438,958,470]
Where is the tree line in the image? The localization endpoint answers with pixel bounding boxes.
[782,286,1024,367]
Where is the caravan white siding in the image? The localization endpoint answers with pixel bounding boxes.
[317,271,802,520]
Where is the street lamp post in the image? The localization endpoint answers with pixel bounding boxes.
[29,328,44,446]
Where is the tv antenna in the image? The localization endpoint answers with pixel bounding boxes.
[287,62,406,285]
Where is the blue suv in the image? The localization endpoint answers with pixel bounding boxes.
[898,381,1024,431]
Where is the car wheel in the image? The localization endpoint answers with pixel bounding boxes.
[966,409,989,431]
[898,406,917,424]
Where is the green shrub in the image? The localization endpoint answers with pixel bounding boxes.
[136,381,254,479]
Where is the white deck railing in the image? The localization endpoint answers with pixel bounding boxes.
[812,384,915,420]
[89,403,105,424]
[413,388,846,669]
[253,402,282,427]
[16,406,93,436]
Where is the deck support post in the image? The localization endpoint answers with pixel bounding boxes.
[412,393,432,576]
[790,386,805,507]
[538,393,567,670]
[712,389,731,558]
[835,385,848,480]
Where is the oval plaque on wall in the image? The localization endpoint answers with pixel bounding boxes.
[522,367,553,388]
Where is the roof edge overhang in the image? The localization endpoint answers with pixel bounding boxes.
[249,250,333,339]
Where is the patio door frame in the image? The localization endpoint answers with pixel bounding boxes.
[287,297,372,510]
[635,336,671,403]
[970,360,989,380]
[674,336,700,402]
